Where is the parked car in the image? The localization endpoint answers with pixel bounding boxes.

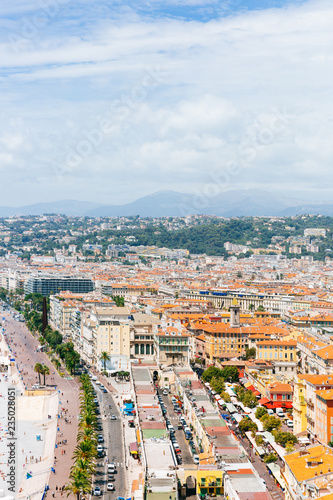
[193,455,200,465]
[111,415,117,420]
[286,419,293,428]
[107,483,115,491]
[98,435,104,443]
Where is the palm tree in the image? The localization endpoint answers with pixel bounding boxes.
[72,439,97,461]
[34,363,43,384]
[65,468,91,500]
[41,364,50,386]
[71,458,95,478]
[100,351,110,371]
[54,359,61,370]
[67,350,80,375]
[77,427,96,443]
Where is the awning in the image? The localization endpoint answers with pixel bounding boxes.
[244,382,252,388]
[136,429,141,445]
[266,463,286,490]
[253,390,261,396]
[258,397,270,404]
[130,442,138,454]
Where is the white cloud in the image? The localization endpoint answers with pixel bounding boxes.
[0,0,333,205]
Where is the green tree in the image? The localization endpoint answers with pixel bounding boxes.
[40,364,50,386]
[255,434,264,446]
[273,431,297,447]
[34,363,43,384]
[100,351,110,371]
[238,417,258,433]
[255,406,268,420]
[221,391,231,403]
[202,366,222,383]
[262,415,281,432]
[112,295,125,307]
[220,366,239,383]
[263,453,277,463]
[210,376,225,395]
[242,391,258,408]
[245,348,256,360]
[65,467,92,500]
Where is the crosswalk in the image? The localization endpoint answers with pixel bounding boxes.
[270,489,284,500]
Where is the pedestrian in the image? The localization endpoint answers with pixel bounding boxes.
[52,492,55,498]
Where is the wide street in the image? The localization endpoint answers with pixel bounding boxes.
[92,381,126,499]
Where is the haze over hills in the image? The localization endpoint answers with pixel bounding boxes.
[0,190,332,217]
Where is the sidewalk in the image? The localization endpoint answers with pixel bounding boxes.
[2,314,81,500]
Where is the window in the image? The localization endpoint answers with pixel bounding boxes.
[135,344,139,355]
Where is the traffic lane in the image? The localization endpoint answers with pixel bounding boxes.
[161,393,194,465]
[92,383,126,499]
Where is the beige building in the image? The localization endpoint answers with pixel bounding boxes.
[154,324,190,366]
[131,312,160,358]
[49,295,77,339]
[81,306,131,371]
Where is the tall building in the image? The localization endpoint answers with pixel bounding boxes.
[80,306,131,370]
[24,273,94,296]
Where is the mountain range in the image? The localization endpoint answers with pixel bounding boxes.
[1,190,333,217]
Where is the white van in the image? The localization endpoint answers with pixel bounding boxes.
[267,409,275,416]
[276,408,285,418]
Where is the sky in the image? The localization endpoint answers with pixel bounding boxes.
[0,0,332,207]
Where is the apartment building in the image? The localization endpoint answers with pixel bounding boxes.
[80,306,131,370]
[130,312,160,358]
[154,326,190,365]
[292,376,307,435]
[256,339,297,363]
[49,295,77,339]
[265,381,293,408]
[315,389,333,444]
[184,289,292,313]
[283,445,333,500]
[24,273,94,296]
[299,374,333,438]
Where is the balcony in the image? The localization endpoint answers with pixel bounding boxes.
[306,414,314,424]
[305,398,314,408]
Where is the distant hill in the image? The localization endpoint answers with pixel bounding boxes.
[0,190,331,217]
[0,200,101,217]
[85,189,304,217]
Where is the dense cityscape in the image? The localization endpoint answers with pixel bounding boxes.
[1,0,330,499]
[1,214,333,499]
